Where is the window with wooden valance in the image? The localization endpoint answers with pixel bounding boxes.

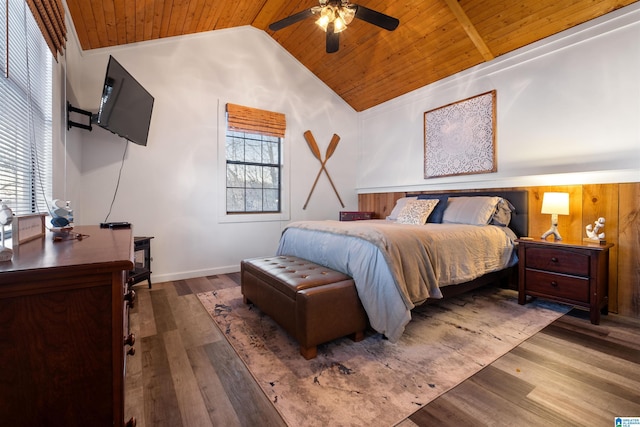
[226,103,286,138]
[25,0,66,59]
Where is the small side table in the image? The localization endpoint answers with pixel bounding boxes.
[516,238,613,324]
[339,211,374,221]
[129,236,154,288]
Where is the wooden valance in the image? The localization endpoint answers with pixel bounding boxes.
[226,103,286,138]
[26,0,66,60]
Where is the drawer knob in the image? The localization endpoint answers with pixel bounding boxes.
[550,281,558,287]
[124,333,136,347]
[551,257,559,263]
[126,417,137,427]
[125,289,136,308]
[127,347,136,356]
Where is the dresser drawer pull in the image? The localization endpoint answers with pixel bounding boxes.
[550,281,558,287]
[127,347,136,356]
[551,257,558,263]
[124,333,136,347]
[125,290,136,308]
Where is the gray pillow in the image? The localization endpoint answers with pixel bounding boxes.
[442,196,501,225]
[490,198,515,227]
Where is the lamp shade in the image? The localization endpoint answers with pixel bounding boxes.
[541,192,569,215]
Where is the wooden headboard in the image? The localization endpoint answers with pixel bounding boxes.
[404,190,529,237]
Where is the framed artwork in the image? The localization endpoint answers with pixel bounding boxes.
[424,90,497,178]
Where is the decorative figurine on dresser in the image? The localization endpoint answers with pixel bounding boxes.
[585,217,606,242]
[0,225,137,427]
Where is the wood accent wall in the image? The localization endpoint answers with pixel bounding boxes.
[358,182,640,319]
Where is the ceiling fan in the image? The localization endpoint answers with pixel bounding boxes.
[268,0,399,53]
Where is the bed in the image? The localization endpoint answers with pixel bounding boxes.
[276,190,528,342]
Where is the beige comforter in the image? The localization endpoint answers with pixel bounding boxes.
[283,220,515,308]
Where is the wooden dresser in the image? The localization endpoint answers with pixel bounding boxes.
[0,226,136,427]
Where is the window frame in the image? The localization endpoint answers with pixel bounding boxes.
[217,102,290,224]
[225,130,282,214]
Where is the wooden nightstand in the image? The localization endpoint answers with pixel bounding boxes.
[339,211,374,221]
[516,238,613,324]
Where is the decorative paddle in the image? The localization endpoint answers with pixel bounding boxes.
[303,130,345,209]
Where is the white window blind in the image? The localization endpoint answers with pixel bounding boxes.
[0,1,53,215]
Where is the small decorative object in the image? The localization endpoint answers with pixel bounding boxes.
[51,199,74,227]
[541,192,570,241]
[585,217,606,241]
[303,130,345,209]
[0,200,14,262]
[424,90,497,178]
[11,213,47,246]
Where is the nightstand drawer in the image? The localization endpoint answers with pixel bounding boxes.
[525,269,590,303]
[525,247,590,276]
[340,211,374,221]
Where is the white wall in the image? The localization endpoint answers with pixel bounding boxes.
[63,26,359,281]
[59,4,640,283]
[358,3,640,193]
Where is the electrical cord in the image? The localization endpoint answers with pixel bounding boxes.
[103,140,129,223]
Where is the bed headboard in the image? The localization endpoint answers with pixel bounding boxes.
[406,190,529,237]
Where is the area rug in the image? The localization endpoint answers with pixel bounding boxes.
[197,286,569,426]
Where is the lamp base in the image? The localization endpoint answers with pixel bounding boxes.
[541,225,562,241]
[541,213,563,241]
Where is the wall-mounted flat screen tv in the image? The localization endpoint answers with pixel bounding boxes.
[96,55,154,146]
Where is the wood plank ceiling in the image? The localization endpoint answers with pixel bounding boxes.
[65,0,637,112]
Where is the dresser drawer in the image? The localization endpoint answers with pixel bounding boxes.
[525,269,590,303]
[525,247,590,276]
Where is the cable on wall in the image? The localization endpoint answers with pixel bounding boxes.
[103,140,129,223]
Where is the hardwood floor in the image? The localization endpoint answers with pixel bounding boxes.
[125,274,640,426]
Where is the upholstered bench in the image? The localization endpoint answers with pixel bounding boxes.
[241,255,368,359]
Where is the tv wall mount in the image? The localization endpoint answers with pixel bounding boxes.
[67,101,96,131]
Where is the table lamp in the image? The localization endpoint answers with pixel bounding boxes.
[541,192,569,241]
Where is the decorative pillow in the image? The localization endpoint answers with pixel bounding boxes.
[417,194,449,223]
[490,198,515,227]
[397,199,440,225]
[442,196,501,225]
[386,197,417,221]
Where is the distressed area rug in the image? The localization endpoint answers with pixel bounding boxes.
[197,286,569,427]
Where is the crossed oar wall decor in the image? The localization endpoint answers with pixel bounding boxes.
[303,130,345,210]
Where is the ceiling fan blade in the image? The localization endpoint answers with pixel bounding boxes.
[353,4,399,31]
[326,22,340,53]
[269,8,315,32]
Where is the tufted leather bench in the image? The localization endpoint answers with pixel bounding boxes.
[241,255,369,359]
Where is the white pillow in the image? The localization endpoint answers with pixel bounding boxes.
[442,196,501,225]
[386,196,417,221]
[397,199,440,225]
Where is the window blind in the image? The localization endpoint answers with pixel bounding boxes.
[25,0,66,59]
[226,103,286,138]
[0,1,53,215]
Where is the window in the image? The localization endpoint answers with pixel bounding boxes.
[0,1,53,215]
[225,104,286,214]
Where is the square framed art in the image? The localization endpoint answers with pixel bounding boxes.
[424,90,496,178]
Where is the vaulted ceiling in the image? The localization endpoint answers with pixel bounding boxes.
[65,0,637,112]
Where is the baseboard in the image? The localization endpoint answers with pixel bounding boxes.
[151,265,240,283]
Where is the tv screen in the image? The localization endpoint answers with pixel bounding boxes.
[96,55,154,146]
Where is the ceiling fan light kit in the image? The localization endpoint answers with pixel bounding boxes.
[269,0,399,53]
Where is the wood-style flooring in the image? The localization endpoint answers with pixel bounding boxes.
[125,274,640,427]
